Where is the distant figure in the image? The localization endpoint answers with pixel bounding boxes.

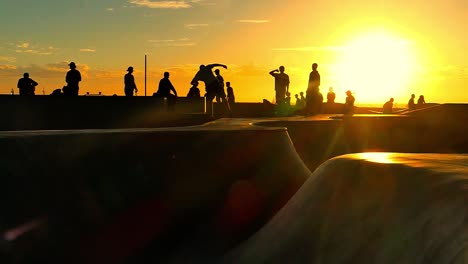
[305,63,321,115]
[285,91,291,106]
[214,69,227,103]
[383,98,394,114]
[344,90,355,114]
[50,88,63,96]
[408,94,416,110]
[269,66,290,105]
[17,72,38,96]
[65,62,81,96]
[155,72,178,110]
[124,66,138,96]
[300,92,306,104]
[226,81,235,104]
[417,95,426,108]
[191,63,231,117]
[295,94,305,109]
[187,81,201,97]
[327,87,336,104]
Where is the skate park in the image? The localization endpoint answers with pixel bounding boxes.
[0,96,466,263]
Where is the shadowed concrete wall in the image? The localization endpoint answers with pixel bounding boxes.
[0,95,205,130]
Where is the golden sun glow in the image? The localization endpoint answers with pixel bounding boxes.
[334,31,418,103]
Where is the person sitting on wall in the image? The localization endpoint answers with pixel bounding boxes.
[343,90,355,115]
[383,98,394,114]
[17,72,38,96]
[187,81,201,97]
[154,72,178,111]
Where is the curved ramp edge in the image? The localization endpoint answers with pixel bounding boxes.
[224,153,468,264]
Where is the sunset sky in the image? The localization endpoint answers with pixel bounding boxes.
[0,0,466,105]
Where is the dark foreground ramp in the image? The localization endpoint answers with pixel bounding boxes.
[0,122,310,263]
[224,153,468,264]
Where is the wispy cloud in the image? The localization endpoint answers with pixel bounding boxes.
[185,23,209,29]
[15,42,57,55]
[272,46,344,52]
[80,48,96,53]
[148,38,196,47]
[0,56,16,63]
[236,19,270,24]
[128,0,197,9]
[106,7,114,12]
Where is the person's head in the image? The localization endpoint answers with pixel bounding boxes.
[312,63,318,70]
[411,94,415,98]
[191,80,198,87]
[295,94,299,98]
[214,69,220,75]
[127,66,134,73]
[419,95,424,99]
[346,90,352,96]
[226,81,231,87]
[164,72,170,78]
[279,66,285,73]
[390,98,394,102]
[69,62,76,69]
[23,72,29,78]
[199,65,205,70]
[300,91,304,96]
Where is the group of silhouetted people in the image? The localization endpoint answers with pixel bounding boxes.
[269,63,356,115]
[381,94,426,114]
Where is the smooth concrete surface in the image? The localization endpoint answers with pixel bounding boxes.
[0,124,310,263]
[224,153,468,264]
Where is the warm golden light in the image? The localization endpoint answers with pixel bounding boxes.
[358,152,399,164]
[335,31,417,103]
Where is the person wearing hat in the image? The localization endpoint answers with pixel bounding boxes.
[124,66,138,96]
[65,62,81,96]
[344,90,355,114]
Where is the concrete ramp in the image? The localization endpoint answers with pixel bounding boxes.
[0,123,310,263]
[224,153,468,264]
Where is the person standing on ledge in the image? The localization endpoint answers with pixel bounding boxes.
[269,66,289,105]
[191,63,231,117]
[344,90,355,114]
[65,62,81,96]
[17,72,38,96]
[124,66,138,96]
[305,63,321,115]
[407,94,416,110]
[226,81,235,104]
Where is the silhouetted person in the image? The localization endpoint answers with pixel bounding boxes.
[155,72,178,110]
[344,90,355,114]
[214,69,227,103]
[417,95,425,108]
[191,63,231,117]
[187,81,201,97]
[327,87,336,104]
[285,91,291,106]
[408,94,416,110]
[124,66,138,96]
[50,88,63,96]
[305,63,321,115]
[226,81,235,104]
[65,62,81,96]
[383,98,394,114]
[300,91,305,104]
[17,72,38,96]
[295,94,304,109]
[269,66,289,105]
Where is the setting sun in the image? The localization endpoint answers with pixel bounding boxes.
[334,31,418,103]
